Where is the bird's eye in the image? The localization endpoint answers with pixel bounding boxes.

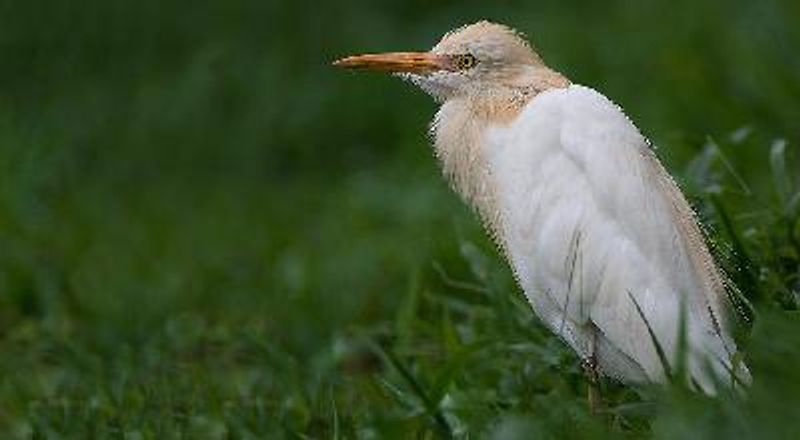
[454,53,478,70]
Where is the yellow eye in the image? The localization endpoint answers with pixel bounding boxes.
[455,53,478,70]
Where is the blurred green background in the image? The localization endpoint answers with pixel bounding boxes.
[1,0,798,437]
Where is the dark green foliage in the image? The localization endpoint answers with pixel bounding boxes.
[0,0,798,437]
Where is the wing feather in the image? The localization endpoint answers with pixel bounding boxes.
[488,85,747,391]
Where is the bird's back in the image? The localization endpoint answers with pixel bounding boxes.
[486,85,748,392]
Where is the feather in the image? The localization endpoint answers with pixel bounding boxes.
[485,85,749,392]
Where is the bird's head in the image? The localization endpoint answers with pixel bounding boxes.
[334,21,548,102]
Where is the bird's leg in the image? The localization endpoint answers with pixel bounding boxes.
[582,330,603,415]
[581,355,603,414]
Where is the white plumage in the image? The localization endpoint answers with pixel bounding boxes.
[488,85,746,391]
[335,21,749,396]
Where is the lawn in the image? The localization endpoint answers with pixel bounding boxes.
[0,0,799,438]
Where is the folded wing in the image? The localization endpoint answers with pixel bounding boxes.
[487,85,747,391]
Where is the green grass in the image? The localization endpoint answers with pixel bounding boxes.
[1,0,799,438]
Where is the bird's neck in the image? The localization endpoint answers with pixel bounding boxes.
[431,67,569,230]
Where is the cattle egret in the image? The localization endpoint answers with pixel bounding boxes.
[334,21,750,405]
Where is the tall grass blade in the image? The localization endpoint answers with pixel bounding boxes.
[711,195,759,306]
[374,342,453,439]
[627,291,672,380]
[770,139,791,207]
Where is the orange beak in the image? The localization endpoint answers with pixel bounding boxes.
[332,52,454,74]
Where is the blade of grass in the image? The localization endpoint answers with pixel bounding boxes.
[770,139,791,207]
[674,295,689,389]
[711,195,760,306]
[373,342,453,439]
[330,388,340,440]
[627,291,672,381]
[707,136,752,196]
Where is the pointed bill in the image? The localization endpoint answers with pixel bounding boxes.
[332,52,454,74]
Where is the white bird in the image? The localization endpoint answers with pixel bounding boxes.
[334,21,749,402]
